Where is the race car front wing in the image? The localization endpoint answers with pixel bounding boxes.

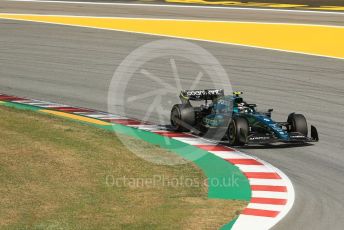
[245,125,319,144]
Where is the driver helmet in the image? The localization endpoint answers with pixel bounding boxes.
[238,102,253,113]
[237,102,246,111]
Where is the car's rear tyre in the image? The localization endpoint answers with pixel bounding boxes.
[170,104,195,132]
[288,113,308,136]
[228,117,249,146]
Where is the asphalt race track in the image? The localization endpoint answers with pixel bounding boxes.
[0,1,344,229]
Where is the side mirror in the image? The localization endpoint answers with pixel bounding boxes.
[266,109,273,118]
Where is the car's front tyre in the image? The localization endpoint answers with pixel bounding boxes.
[288,113,308,136]
[228,117,249,146]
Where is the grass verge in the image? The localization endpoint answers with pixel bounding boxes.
[0,106,247,230]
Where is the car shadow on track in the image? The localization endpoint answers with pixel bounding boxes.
[239,143,313,150]
[220,141,314,149]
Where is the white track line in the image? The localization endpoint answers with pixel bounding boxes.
[249,178,287,186]
[247,203,286,211]
[1,13,343,28]
[235,165,276,172]
[252,191,288,199]
[1,13,344,28]
[5,0,344,15]
[173,137,216,145]
[209,151,253,159]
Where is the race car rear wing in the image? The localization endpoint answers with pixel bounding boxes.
[180,89,224,103]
